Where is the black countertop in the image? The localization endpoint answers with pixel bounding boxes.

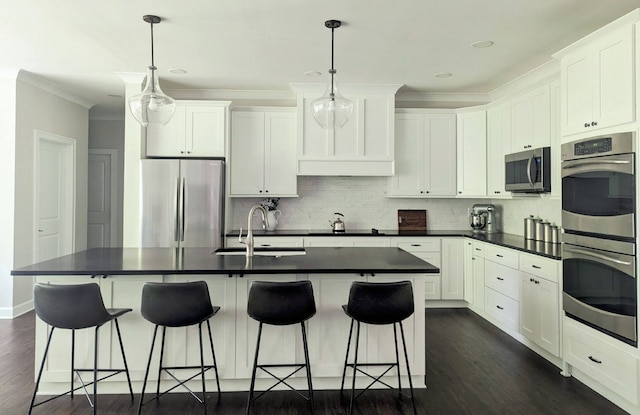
[11,247,440,277]
[225,229,562,260]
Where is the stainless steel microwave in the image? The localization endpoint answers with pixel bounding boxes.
[505,147,551,193]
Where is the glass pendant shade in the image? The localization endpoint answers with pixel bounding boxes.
[128,66,176,127]
[311,72,353,129]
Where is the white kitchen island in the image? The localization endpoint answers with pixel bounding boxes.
[13,247,435,394]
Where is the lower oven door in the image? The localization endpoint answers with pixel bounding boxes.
[562,236,637,345]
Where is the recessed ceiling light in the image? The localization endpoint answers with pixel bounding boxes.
[472,40,494,48]
[169,68,187,74]
[434,72,453,78]
[304,71,322,77]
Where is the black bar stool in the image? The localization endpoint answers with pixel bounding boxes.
[138,281,221,415]
[340,280,417,415]
[29,282,134,415]
[246,280,316,414]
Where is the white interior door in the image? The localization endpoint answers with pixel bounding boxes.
[35,131,75,262]
[87,149,117,248]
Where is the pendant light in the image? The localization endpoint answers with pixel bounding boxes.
[128,15,176,127]
[311,20,353,130]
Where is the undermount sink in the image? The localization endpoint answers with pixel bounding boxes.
[214,247,306,257]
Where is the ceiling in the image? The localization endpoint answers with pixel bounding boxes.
[2,1,639,119]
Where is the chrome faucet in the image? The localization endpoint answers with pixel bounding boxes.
[239,205,269,257]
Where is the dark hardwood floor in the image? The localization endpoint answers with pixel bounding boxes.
[0,309,628,415]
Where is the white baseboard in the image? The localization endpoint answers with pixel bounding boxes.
[0,299,34,319]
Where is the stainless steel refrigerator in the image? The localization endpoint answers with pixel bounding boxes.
[140,159,224,248]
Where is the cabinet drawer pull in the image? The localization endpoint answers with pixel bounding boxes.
[588,356,602,364]
[496,277,504,281]
[260,244,271,247]
[411,244,421,247]
[532,265,541,269]
[496,254,504,258]
[475,248,481,251]
[496,305,504,310]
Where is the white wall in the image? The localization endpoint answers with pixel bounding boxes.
[89,119,125,246]
[229,176,561,235]
[0,74,17,316]
[0,74,89,318]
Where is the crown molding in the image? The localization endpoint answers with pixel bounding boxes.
[16,70,93,109]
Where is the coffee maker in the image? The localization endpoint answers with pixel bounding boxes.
[470,204,499,233]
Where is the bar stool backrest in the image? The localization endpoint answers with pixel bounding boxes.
[141,281,214,327]
[346,281,414,325]
[248,280,316,325]
[34,283,113,329]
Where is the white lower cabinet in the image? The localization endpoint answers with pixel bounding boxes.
[305,237,391,248]
[441,238,464,300]
[484,287,519,331]
[564,317,639,405]
[518,253,560,357]
[391,238,441,300]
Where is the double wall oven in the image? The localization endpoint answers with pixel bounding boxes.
[561,131,637,346]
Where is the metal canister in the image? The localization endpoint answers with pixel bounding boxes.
[550,225,559,244]
[534,219,545,241]
[524,216,536,240]
[542,221,552,243]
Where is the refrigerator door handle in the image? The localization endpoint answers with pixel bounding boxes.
[174,177,181,242]
[181,177,186,242]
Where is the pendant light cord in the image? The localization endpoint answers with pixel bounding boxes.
[330,26,335,98]
[149,20,156,93]
[150,21,155,68]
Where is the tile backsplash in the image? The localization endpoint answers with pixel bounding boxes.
[229,176,561,236]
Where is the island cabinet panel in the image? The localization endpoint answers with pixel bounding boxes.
[304,274,368,378]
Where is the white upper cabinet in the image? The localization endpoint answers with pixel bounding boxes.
[556,22,635,136]
[486,101,511,197]
[291,84,402,176]
[456,109,487,197]
[229,108,297,197]
[146,101,230,157]
[388,110,456,197]
[511,84,551,150]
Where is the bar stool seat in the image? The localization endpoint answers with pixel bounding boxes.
[340,280,417,415]
[246,280,316,414]
[29,283,134,415]
[137,281,221,415]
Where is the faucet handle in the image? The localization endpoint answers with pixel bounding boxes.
[238,227,246,245]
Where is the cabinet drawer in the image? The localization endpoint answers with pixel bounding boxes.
[519,253,559,283]
[484,261,519,300]
[412,252,441,269]
[484,244,519,269]
[254,237,304,248]
[471,241,485,258]
[392,238,441,252]
[564,317,639,404]
[485,288,519,331]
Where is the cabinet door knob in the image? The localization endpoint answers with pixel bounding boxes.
[420,191,424,194]
[265,190,269,193]
[496,305,504,310]
[259,190,263,193]
[497,277,504,281]
[584,122,590,128]
[592,121,597,126]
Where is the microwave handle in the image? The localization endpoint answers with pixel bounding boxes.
[526,155,535,187]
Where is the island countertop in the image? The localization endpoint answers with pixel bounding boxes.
[11,247,440,276]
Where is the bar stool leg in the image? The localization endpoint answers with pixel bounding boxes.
[29,327,55,415]
[349,321,361,415]
[114,319,134,400]
[71,329,75,399]
[393,323,402,395]
[340,319,355,394]
[399,321,417,415]
[137,325,159,415]
[156,326,167,398]
[206,320,221,394]
[198,322,208,415]
[246,322,263,415]
[93,327,99,415]
[300,321,314,412]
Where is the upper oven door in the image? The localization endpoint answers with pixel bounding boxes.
[561,152,635,239]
